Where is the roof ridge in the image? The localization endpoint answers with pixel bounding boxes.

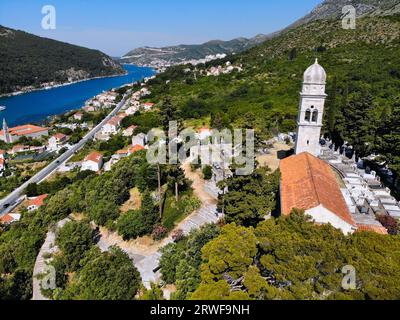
[305,153,321,205]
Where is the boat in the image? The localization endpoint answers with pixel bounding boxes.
[0,106,6,111]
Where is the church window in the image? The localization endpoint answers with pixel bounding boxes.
[312,110,318,122]
[305,110,311,122]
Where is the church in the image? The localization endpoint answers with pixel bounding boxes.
[279,60,385,235]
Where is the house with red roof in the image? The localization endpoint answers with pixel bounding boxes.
[73,112,84,121]
[142,102,155,111]
[10,145,30,155]
[48,133,69,151]
[0,150,6,159]
[26,194,48,212]
[0,213,21,225]
[102,116,122,135]
[123,125,138,137]
[128,144,145,155]
[81,151,103,172]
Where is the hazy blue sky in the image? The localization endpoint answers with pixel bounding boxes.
[0,0,322,56]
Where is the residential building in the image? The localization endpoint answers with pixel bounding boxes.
[132,133,147,147]
[48,133,69,151]
[26,194,48,212]
[102,116,122,135]
[81,151,103,172]
[123,125,137,137]
[128,144,145,155]
[0,213,21,225]
[142,102,155,111]
[73,112,84,121]
[10,145,30,155]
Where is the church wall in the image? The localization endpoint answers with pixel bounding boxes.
[306,205,355,235]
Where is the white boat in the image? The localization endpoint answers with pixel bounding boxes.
[0,106,6,111]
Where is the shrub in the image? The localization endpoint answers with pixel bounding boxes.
[152,224,168,241]
[202,165,213,180]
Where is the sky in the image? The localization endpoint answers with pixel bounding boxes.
[0,0,322,57]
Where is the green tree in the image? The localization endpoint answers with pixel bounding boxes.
[141,283,165,300]
[56,221,97,272]
[218,168,280,227]
[60,247,141,300]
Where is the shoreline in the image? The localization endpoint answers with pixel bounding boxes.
[0,70,128,99]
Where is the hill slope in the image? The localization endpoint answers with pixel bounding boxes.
[0,26,125,95]
[120,34,273,67]
[289,0,400,29]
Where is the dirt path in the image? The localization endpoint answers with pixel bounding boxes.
[182,161,218,206]
[97,161,221,290]
[257,141,293,171]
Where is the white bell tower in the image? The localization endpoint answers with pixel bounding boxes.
[295,59,327,156]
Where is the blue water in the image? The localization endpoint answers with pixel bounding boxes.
[0,65,155,126]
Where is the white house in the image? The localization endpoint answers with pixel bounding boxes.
[142,102,155,111]
[48,133,69,151]
[123,125,138,137]
[81,151,103,172]
[26,194,48,212]
[132,133,147,147]
[125,106,139,116]
[0,213,21,225]
[73,112,84,121]
[102,116,122,135]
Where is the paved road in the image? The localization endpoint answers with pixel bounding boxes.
[32,218,71,300]
[0,90,131,217]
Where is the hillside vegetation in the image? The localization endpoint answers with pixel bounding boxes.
[0,26,125,95]
[145,14,400,183]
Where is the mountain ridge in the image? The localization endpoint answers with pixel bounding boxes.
[0,25,125,95]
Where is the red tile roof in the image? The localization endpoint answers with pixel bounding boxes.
[129,145,145,154]
[280,152,356,227]
[356,224,388,235]
[0,158,4,167]
[11,145,28,152]
[52,133,67,140]
[0,214,14,224]
[27,194,48,208]
[143,102,154,107]
[0,124,48,137]
[84,151,103,164]
[0,150,6,155]
[106,116,122,127]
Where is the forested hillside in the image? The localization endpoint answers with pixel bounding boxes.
[0,26,125,95]
[145,14,400,184]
